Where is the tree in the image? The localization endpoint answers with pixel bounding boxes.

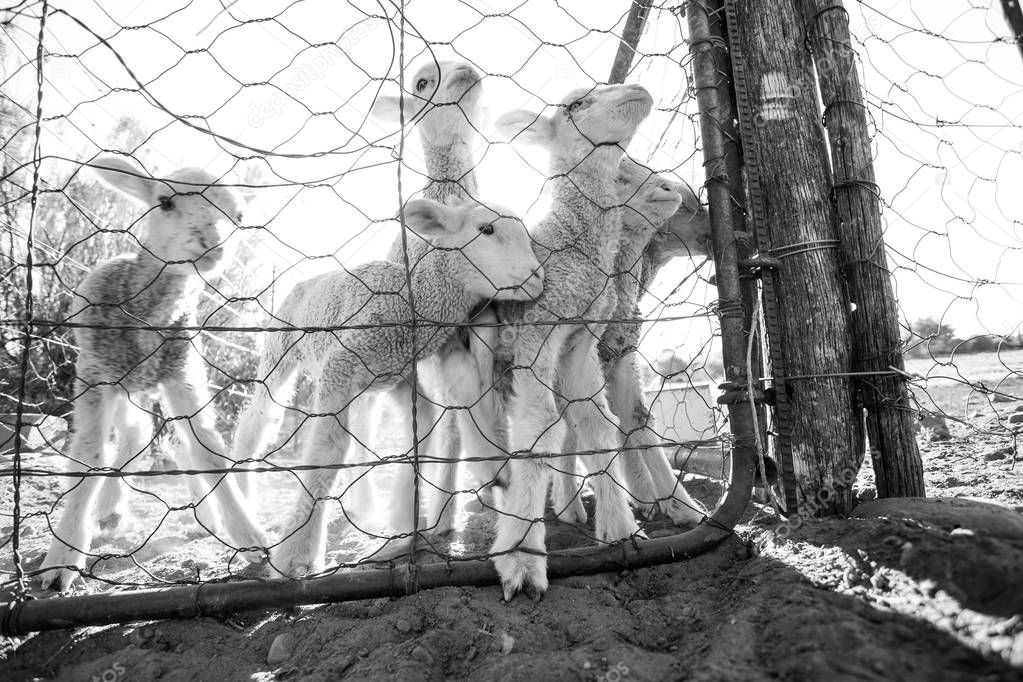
[906,316,959,357]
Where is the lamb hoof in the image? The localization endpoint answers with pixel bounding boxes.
[374,536,415,561]
[556,500,588,525]
[494,552,548,603]
[267,543,323,579]
[661,497,708,527]
[596,511,640,544]
[522,581,546,603]
[630,500,659,520]
[38,566,81,593]
[265,559,315,579]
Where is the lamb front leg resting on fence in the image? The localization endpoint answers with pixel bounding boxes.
[491,331,564,602]
[39,385,118,591]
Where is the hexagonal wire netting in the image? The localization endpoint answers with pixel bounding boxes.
[0,0,1019,632]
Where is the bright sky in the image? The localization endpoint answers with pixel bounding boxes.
[1,0,1020,371]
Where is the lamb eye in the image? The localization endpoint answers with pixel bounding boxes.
[567,100,584,113]
[158,195,174,211]
[416,78,429,92]
[478,223,494,235]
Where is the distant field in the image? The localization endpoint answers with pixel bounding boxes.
[903,348,1023,417]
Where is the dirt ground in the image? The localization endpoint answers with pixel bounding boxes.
[2,380,1023,680]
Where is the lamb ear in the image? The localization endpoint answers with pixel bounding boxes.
[402,197,460,243]
[91,155,166,204]
[492,109,554,147]
[370,94,403,122]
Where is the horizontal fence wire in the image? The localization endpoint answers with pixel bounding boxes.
[0,0,750,629]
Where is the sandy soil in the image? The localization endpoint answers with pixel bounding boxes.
[1,379,1022,681]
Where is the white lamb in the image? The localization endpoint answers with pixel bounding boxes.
[231,196,543,577]
[368,59,509,537]
[554,158,710,525]
[488,84,656,601]
[38,156,267,592]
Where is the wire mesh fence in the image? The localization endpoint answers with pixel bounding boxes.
[0,0,753,629]
[0,0,1019,633]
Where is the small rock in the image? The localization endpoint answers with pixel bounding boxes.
[367,598,387,618]
[990,635,1015,654]
[1015,404,1023,413]
[130,626,158,648]
[410,645,434,665]
[1011,635,1023,667]
[592,637,610,652]
[681,606,696,618]
[986,615,1021,637]
[582,661,593,670]
[899,543,917,567]
[1009,413,1023,425]
[882,535,902,548]
[395,619,412,634]
[267,633,295,665]
[499,631,515,656]
[949,527,974,537]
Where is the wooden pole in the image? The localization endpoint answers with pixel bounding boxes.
[608,0,653,84]
[1000,0,1023,63]
[800,0,925,498]
[728,0,862,515]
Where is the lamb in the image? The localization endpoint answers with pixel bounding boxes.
[554,158,710,525]
[38,155,267,592]
[605,161,713,522]
[230,196,543,577]
[488,83,657,601]
[368,59,509,537]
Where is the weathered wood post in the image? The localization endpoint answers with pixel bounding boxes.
[729,0,863,514]
[800,0,926,498]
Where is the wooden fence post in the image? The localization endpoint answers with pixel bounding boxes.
[729,0,863,514]
[800,0,926,498]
